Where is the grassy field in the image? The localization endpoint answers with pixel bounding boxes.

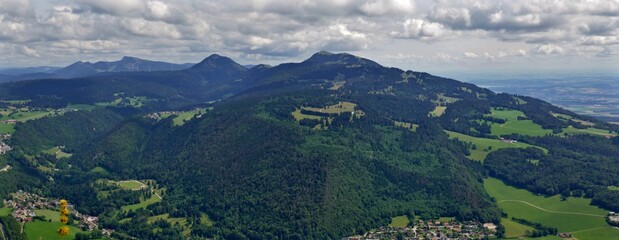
[34,209,61,221]
[486,108,552,137]
[562,126,617,137]
[0,110,54,122]
[303,102,358,114]
[291,109,323,121]
[484,178,619,239]
[147,213,187,226]
[608,186,619,191]
[0,207,12,216]
[65,104,98,111]
[389,215,409,228]
[501,217,534,238]
[25,220,85,240]
[172,108,207,126]
[121,194,161,212]
[90,166,109,174]
[0,123,14,134]
[446,131,547,161]
[429,106,446,117]
[43,146,73,159]
[116,180,146,190]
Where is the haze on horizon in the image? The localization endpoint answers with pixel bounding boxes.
[1,0,618,77]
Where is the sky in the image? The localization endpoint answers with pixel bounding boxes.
[0,0,618,78]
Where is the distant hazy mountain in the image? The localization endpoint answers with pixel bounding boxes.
[0,66,61,76]
[0,56,194,82]
[53,56,194,78]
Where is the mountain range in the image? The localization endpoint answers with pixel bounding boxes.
[0,51,618,239]
[0,56,194,82]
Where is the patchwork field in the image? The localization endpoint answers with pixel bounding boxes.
[446,131,546,161]
[484,178,619,239]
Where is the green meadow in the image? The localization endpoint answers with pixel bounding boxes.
[562,126,617,137]
[0,207,12,216]
[116,180,146,190]
[429,106,446,117]
[34,209,61,221]
[25,220,85,240]
[0,123,14,134]
[484,178,619,239]
[173,108,208,126]
[501,217,534,238]
[389,215,410,228]
[446,131,546,161]
[486,108,552,137]
[121,194,161,212]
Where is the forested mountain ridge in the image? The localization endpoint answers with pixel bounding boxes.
[0,52,618,239]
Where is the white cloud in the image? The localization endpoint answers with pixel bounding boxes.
[392,19,451,41]
[533,44,565,55]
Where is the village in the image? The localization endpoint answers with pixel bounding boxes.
[0,133,12,155]
[343,219,497,240]
[2,190,107,233]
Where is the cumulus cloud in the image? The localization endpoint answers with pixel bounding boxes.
[0,0,617,68]
[392,19,452,41]
[533,44,565,55]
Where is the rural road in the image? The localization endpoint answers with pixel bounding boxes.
[498,200,606,217]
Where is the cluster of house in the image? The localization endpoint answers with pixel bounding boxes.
[608,212,619,225]
[0,134,11,154]
[344,219,497,240]
[4,191,55,222]
[2,190,105,233]
[0,119,17,124]
[499,137,518,143]
[144,111,180,120]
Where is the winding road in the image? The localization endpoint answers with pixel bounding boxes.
[498,200,605,217]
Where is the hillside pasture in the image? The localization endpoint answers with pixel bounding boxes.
[446,131,546,161]
[429,106,446,117]
[486,108,553,137]
[25,220,85,240]
[121,194,161,212]
[501,217,534,238]
[303,101,363,115]
[561,126,616,137]
[484,178,619,239]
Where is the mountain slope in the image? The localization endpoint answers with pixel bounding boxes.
[1,51,618,239]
